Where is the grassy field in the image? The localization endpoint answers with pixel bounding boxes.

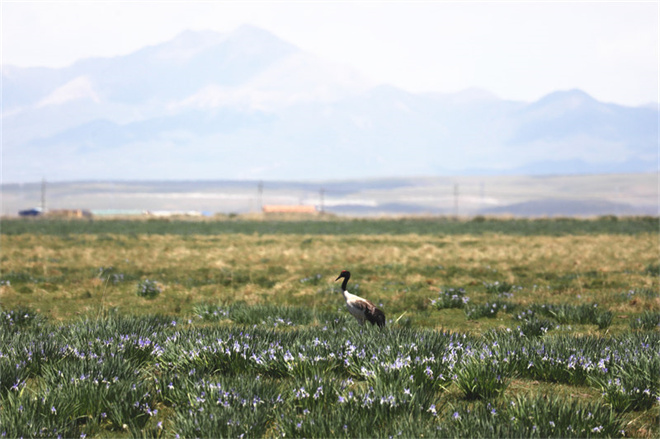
[0,217,658,437]
[1,215,658,236]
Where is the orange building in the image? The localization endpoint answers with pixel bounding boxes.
[262,205,318,214]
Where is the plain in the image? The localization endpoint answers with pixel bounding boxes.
[0,217,658,438]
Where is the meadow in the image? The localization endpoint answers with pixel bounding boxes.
[0,216,658,438]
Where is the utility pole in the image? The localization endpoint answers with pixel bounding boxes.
[257,181,263,213]
[319,188,325,214]
[41,178,47,213]
[453,183,459,218]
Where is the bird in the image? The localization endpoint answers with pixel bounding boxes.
[335,270,386,327]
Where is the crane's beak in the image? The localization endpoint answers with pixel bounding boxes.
[335,275,342,281]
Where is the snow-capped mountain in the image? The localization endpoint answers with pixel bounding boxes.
[2,25,657,182]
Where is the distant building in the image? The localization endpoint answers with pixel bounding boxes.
[47,209,93,218]
[262,205,318,214]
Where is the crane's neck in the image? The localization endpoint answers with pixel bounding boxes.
[340,276,354,302]
[340,275,350,292]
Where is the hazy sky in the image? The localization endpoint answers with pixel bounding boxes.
[2,1,658,106]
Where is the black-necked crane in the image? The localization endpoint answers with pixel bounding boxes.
[335,270,386,327]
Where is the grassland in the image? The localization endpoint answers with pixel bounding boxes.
[1,215,658,236]
[0,217,658,437]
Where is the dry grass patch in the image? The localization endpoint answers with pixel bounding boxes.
[0,232,656,327]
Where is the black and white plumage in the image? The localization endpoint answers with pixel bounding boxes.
[335,270,386,327]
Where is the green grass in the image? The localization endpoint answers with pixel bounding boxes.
[0,217,658,437]
[0,306,656,438]
[1,216,658,236]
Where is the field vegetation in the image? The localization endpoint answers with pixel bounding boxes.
[0,216,658,437]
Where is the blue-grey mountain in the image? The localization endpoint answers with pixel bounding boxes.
[3,25,657,182]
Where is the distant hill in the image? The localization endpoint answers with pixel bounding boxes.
[2,25,657,182]
[480,198,656,217]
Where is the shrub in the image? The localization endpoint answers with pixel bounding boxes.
[136,279,162,299]
[443,396,624,438]
[455,354,509,400]
[192,302,230,321]
[0,306,46,330]
[431,288,469,310]
[300,273,323,285]
[518,317,557,337]
[595,311,614,330]
[630,311,660,330]
[591,353,660,412]
[484,281,515,294]
[465,301,514,320]
[532,303,612,329]
[644,263,660,276]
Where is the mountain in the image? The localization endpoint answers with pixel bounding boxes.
[479,198,655,217]
[2,25,657,182]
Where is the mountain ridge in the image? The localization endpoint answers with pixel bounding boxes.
[2,26,657,183]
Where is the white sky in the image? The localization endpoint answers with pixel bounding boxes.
[2,1,658,106]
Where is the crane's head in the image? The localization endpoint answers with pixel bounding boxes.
[335,270,351,281]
